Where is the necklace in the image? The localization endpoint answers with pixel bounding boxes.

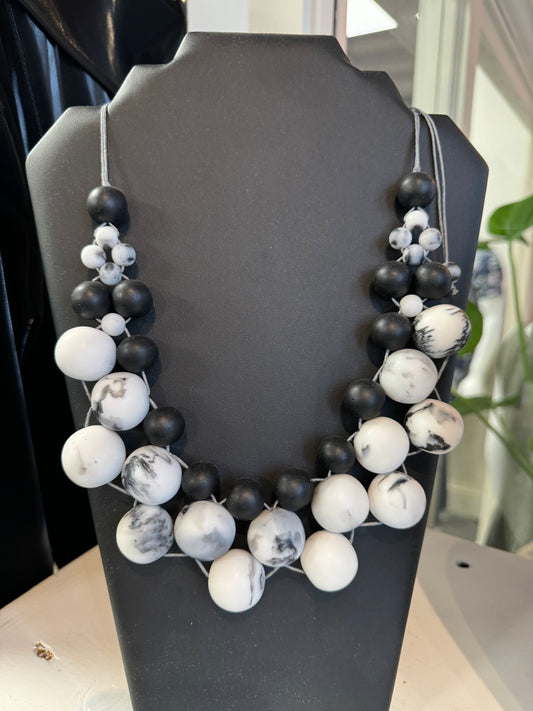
[54,103,470,613]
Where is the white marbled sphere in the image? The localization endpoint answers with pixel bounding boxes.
[413,304,471,359]
[405,398,464,454]
[389,227,412,250]
[121,445,182,505]
[354,417,410,474]
[100,313,127,337]
[94,223,119,248]
[55,326,116,381]
[208,549,265,613]
[379,348,439,404]
[402,243,426,266]
[111,242,136,267]
[116,504,174,564]
[90,371,150,431]
[61,425,125,487]
[311,474,369,533]
[404,207,429,231]
[368,472,426,529]
[174,500,236,561]
[418,227,442,252]
[98,262,123,286]
[247,508,305,567]
[300,530,358,592]
[399,294,424,318]
[81,243,106,269]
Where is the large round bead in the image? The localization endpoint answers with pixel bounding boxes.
[397,171,436,209]
[342,379,386,421]
[87,185,128,225]
[372,261,412,299]
[70,281,112,320]
[181,461,220,500]
[61,425,125,487]
[112,279,153,319]
[273,468,313,511]
[247,508,305,567]
[143,406,185,446]
[368,472,426,529]
[370,312,412,351]
[405,398,464,453]
[121,445,182,505]
[226,479,265,521]
[111,242,136,267]
[379,348,438,404]
[90,372,150,430]
[317,435,355,474]
[174,501,235,561]
[412,303,471,358]
[117,335,159,373]
[300,531,358,592]
[311,474,369,533]
[55,326,116,381]
[116,504,174,564]
[208,549,265,613]
[81,243,106,270]
[353,417,410,474]
[413,262,452,299]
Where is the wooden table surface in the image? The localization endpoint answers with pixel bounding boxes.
[1,528,532,711]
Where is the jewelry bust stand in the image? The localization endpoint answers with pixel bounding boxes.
[26,33,487,711]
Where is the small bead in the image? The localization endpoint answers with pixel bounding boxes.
[121,445,182,505]
[372,261,412,299]
[370,312,412,351]
[388,227,412,251]
[94,223,120,249]
[445,261,462,282]
[112,279,153,318]
[81,244,106,269]
[143,406,185,446]
[317,435,355,474]
[398,294,424,318]
[273,468,313,511]
[55,326,116,381]
[117,334,158,372]
[342,379,386,420]
[100,312,127,336]
[403,207,429,231]
[87,185,128,225]
[112,243,136,267]
[98,262,123,286]
[174,501,235,561]
[71,280,112,320]
[397,171,436,209]
[368,472,426,529]
[181,461,220,500]
[401,243,426,267]
[226,478,265,521]
[419,228,442,252]
[413,262,452,299]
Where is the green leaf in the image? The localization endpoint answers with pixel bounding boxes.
[458,300,483,356]
[451,392,520,416]
[488,194,533,240]
[528,436,533,453]
[476,240,494,250]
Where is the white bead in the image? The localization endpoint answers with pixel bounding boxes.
[388,227,412,250]
[121,445,182,505]
[399,294,424,318]
[311,474,369,533]
[81,244,106,269]
[208,549,265,612]
[94,223,119,248]
[98,262,123,286]
[112,243,136,267]
[300,530,358,592]
[61,425,125,487]
[379,348,438,404]
[353,417,410,474]
[368,472,426,529]
[419,227,442,252]
[100,313,127,336]
[55,326,116,381]
[412,304,471,359]
[402,243,426,266]
[174,501,236,561]
[405,398,464,453]
[445,261,462,281]
[403,207,429,231]
[247,508,305,567]
[91,371,150,430]
[116,504,174,564]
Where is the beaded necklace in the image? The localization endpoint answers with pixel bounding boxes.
[54,103,470,613]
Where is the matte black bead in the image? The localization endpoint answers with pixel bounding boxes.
[317,435,355,474]
[372,261,412,299]
[226,478,265,520]
[181,461,220,500]
[413,262,452,299]
[397,171,436,209]
[70,280,112,319]
[342,379,385,420]
[117,335,158,372]
[112,279,153,318]
[371,312,412,351]
[273,468,313,511]
[87,185,128,225]
[142,406,185,446]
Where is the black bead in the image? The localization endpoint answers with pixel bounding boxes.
[413,262,452,299]
[273,468,313,511]
[372,261,412,299]
[117,335,158,372]
[143,406,185,446]
[71,280,112,320]
[112,279,153,318]
[87,185,128,225]
[225,478,265,520]
[397,171,436,209]
[317,435,355,474]
[371,312,412,351]
[342,379,385,420]
[182,461,220,500]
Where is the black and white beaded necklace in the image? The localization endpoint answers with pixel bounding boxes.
[54,103,470,612]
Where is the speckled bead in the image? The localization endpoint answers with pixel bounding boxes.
[121,445,182,505]
[208,549,265,613]
[81,243,106,269]
[412,304,471,358]
[353,417,410,474]
[91,371,150,430]
[368,472,426,529]
[418,227,442,252]
[116,504,174,564]
[174,500,236,561]
[112,243,136,267]
[93,223,120,249]
[379,348,438,404]
[388,227,412,250]
[247,508,305,567]
[403,207,429,231]
[61,425,126,487]
[405,398,464,453]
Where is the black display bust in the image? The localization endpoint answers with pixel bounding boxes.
[26,32,487,711]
